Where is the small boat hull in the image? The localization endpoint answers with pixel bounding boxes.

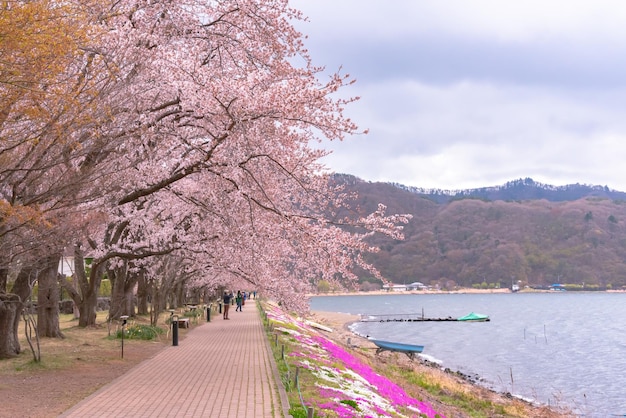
[370,339,424,360]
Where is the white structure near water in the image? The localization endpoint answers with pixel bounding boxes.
[383,282,428,292]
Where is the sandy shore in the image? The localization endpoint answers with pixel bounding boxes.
[310,288,626,297]
[309,309,571,418]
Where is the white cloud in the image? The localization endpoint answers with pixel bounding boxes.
[293,1,626,191]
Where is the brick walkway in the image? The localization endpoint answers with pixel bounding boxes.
[59,302,290,417]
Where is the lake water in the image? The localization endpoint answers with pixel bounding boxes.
[309,292,626,417]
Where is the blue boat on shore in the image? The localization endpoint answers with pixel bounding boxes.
[370,339,425,360]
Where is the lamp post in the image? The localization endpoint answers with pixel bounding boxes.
[120,316,129,358]
[169,310,179,346]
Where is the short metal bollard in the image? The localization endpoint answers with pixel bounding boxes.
[120,315,129,358]
[172,315,179,346]
[219,302,222,314]
[206,305,211,322]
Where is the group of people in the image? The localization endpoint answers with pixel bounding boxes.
[222,290,256,319]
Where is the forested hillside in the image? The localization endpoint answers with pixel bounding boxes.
[392,177,626,203]
[337,175,626,289]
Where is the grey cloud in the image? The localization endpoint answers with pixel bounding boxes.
[311,36,626,89]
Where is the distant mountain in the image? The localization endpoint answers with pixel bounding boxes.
[333,174,626,290]
[390,177,626,204]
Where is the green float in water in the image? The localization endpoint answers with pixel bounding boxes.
[457,312,490,322]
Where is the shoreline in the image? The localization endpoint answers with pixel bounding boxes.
[308,287,626,297]
[309,309,571,417]
[308,288,512,297]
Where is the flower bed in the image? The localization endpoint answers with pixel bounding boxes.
[263,303,442,418]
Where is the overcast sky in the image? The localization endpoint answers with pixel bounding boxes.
[291,0,626,191]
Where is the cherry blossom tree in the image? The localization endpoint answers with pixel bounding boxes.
[3,0,411,343]
[0,0,113,357]
[83,0,409,320]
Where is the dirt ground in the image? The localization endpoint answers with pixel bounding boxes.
[0,340,167,418]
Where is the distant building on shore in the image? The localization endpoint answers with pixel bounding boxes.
[383,282,428,292]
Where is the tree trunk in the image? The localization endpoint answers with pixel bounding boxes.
[108,266,124,320]
[72,244,102,327]
[0,266,8,294]
[137,270,149,315]
[0,227,8,293]
[123,279,136,317]
[0,293,22,359]
[0,267,35,359]
[177,280,186,306]
[78,296,97,326]
[149,284,158,326]
[108,264,138,320]
[37,254,64,338]
[170,280,185,309]
[150,284,167,326]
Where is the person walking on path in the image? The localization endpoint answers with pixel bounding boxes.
[235,291,243,312]
[223,291,232,319]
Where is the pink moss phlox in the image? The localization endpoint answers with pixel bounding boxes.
[291,333,317,346]
[312,335,444,418]
[265,304,443,417]
[318,387,346,399]
[307,353,321,362]
[317,401,360,418]
[293,360,312,369]
[373,405,387,416]
[288,352,309,359]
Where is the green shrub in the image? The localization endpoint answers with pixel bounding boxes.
[116,324,164,340]
[288,407,311,418]
[100,279,112,297]
[340,399,359,410]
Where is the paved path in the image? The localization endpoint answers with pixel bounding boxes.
[60,303,290,418]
